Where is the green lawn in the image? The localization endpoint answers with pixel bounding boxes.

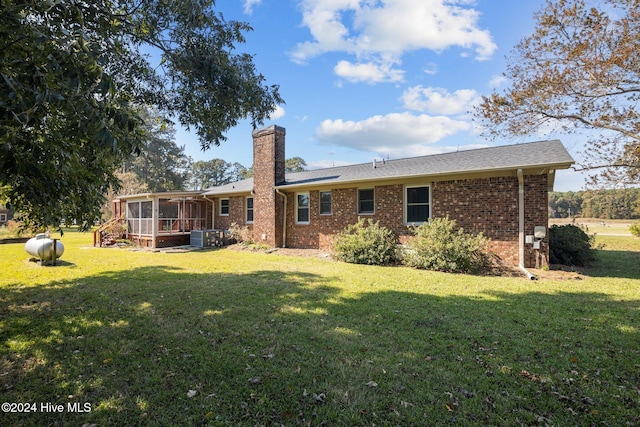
[1,232,639,426]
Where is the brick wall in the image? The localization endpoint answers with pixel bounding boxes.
[213,196,250,230]
[282,174,549,268]
[252,126,285,247]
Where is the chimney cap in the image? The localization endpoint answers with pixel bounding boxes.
[252,125,286,137]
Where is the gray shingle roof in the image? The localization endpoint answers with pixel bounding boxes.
[202,139,574,196]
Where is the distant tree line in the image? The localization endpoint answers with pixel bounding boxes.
[549,189,640,219]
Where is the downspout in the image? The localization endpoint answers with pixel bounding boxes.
[517,169,537,280]
[275,188,287,248]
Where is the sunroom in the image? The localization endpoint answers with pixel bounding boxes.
[111,192,212,248]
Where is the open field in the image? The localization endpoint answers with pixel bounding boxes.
[1,231,639,426]
[550,217,636,236]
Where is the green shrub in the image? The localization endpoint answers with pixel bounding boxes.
[549,224,595,266]
[630,222,640,238]
[332,218,398,265]
[402,217,492,274]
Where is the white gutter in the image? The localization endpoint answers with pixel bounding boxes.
[517,169,537,280]
[275,188,287,248]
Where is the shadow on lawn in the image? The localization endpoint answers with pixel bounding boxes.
[587,249,640,278]
[555,248,640,279]
[1,266,639,426]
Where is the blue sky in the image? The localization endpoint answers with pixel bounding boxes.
[175,0,584,191]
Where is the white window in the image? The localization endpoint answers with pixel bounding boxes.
[220,198,229,216]
[358,188,374,214]
[246,197,254,223]
[0,213,6,223]
[296,193,310,224]
[405,185,431,224]
[319,191,332,215]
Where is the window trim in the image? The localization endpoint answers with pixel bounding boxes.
[404,184,431,225]
[219,198,230,216]
[0,213,6,223]
[319,191,332,215]
[357,188,375,215]
[296,192,310,224]
[246,197,254,224]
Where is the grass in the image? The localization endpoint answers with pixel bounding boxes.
[550,217,635,236]
[1,231,639,426]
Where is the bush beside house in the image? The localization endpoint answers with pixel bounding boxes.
[332,217,493,274]
[548,224,595,266]
[403,217,492,274]
[332,218,398,265]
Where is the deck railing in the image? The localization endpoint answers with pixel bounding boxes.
[93,217,126,247]
[158,218,206,234]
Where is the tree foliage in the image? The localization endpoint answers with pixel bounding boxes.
[549,191,586,218]
[123,109,190,193]
[550,189,640,219]
[187,159,245,190]
[0,0,283,229]
[238,156,307,179]
[100,171,148,221]
[476,0,640,186]
[285,157,307,173]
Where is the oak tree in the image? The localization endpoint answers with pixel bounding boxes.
[476,0,640,186]
[0,0,283,229]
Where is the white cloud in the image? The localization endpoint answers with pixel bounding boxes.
[334,58,404,83]
[268,105,286,120]
[423,63,438,75]
[401,86,480,115]
[291,0,497,82]
[243,0,262,15]
[489,74,507,89]
[290,0,358,63]
[315,112,472,158]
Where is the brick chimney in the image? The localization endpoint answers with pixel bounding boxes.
[252,125,285,247]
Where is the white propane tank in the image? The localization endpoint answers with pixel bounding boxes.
[25,233,65,260]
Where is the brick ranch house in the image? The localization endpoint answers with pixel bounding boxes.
[107,125,574,269]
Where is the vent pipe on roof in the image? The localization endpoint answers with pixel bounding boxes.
[373,158,377,169]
